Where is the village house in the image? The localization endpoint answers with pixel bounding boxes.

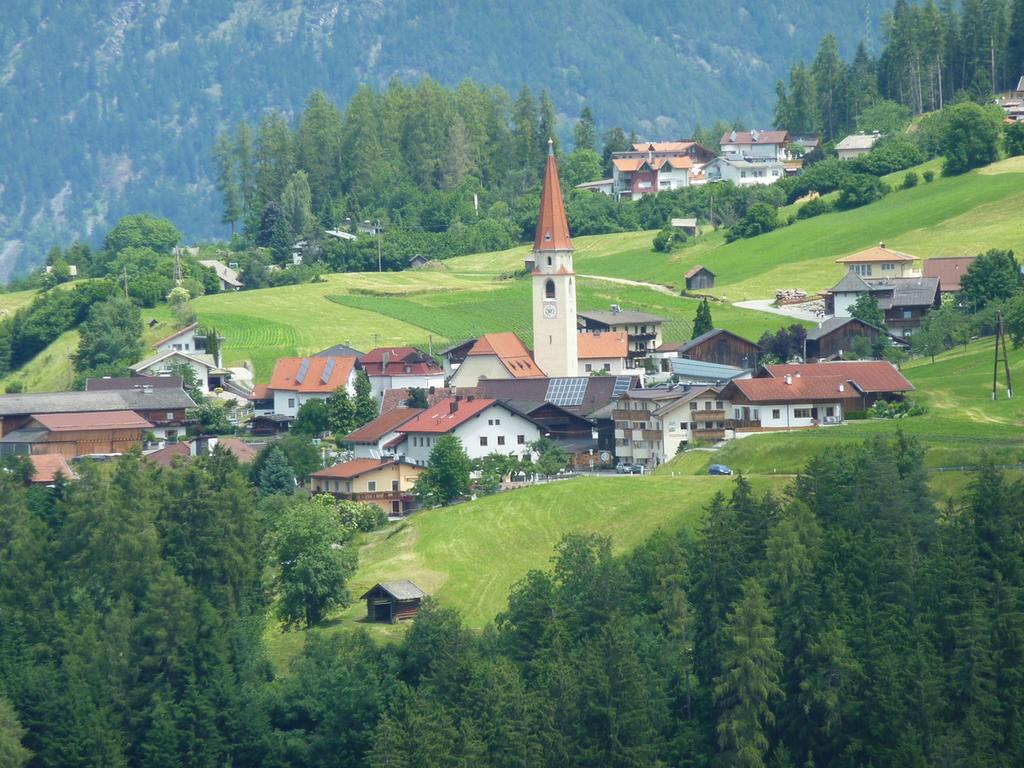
[360,347,446,399]
[145,436,260,468]
[577,308,665,367]
[198,259,243,291]
[438,339,477,378]
[802,316,888,360]
[267,355,357,419]
[720,361,914,430]
[394,397,544,466]
[922,256,977,294]
[495,399,600,468]
[577,331,629,376]
[84,376,195,443]
[361,581,426,623]
[720,129,791,161]
[676,328,762,370]
[132,322,229,393]
[339,407,425,459]
[670,358,751,385]
[0,410,153,458]
[448,333,546,387]
[703,155,785,186]
[308,457,425,517]
[28,454,78,485]
[314,343,364,358]
[606,142,716,201]
[835,243,921,279]
[826,272,940,337]
[613,385,726,468]
[835,133,881,160]
[380,386,467,415]
[684,265,715,291]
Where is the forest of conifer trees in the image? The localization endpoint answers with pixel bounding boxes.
[3,436,1024,767]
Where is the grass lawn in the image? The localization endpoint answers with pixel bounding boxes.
[264,472,791,669]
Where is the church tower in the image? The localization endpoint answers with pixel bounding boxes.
[530,140,578,378]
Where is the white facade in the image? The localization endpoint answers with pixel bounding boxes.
[705,157,784,186]
[156,326,201,357]
[532,249,578,378]
[399,405,542,466]
[133,351,217,394]
[752,402,842,429]
[831,291,862,318]
[578,357,626,376]
[367,371,445,401]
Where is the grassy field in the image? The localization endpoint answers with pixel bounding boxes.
[265,472,791,666]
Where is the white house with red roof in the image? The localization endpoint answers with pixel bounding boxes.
[448,333,546,388]
[359,347,445,399]
[395,397,543,466]
[577,331,629,376]
[267,355,357,418]
[340,407,425,459]
[720,129,791,161]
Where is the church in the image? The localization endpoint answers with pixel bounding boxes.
[530,140,579,378]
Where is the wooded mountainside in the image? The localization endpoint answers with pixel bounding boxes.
[0,0,899,277]
[4,436,1024,767]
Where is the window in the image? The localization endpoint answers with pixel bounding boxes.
[288,398,295,409]
[517,434,526,444]
[392,480,400,491]
[852,263,872,276]
[545,279,555,299]
[715,400,723,410]
[741,171,747,178]
[166,411,174,420]
[479,436,488,447]
[734,408,741,419]
[668,422,677,431]
[603,363,611,371]
[772,409,781,419]
[689,422,697,430]
[794,408,813,419]
[368,481,377,492]
[546,255,552,266]
[690,402,697,411]
[497,435,506,446]
[825,407,835,417]
[903,310,912,319]
[494,418,500,425]
[585,363,592,372]
[882,262,895,272]
[704,401,712,411]
[752,409,759,420]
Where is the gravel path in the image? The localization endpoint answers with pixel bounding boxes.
[578,274,678,296]
[733,299,826,323]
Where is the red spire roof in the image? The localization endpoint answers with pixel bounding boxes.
[533,140,573,251]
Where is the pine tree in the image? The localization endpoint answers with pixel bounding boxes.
[573,106,597,151]
[213,133,241,233]
[353,370,379,427]
[257,445,296,496]
[692,298,714,338]
[812,34,846,140]
[0,696,31,768]
[714,578,784,768]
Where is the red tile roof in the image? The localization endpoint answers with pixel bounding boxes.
[268,356,356,394]
[216,437,258,464]
[721,130,789,145]
[251,384,271,400]
[534,143,573,251]
[146,442,192,468]
[342,408,425,444]
[577,331,628,359]
[29,454,77,483]
[311,458,422,480]
[467,333,546,378]
[33,410,153,432]
[835,244,918,263]
[922,257,977,292]
[380,387,480,415]
[763,361,914,394]
[397,397,496,434]
[360,347,442,377]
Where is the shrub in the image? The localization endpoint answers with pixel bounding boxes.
[725,203,779,242]
[652,225,686,252]
[1005,121,1024,157]
[923,169,935,183]
[850,138,925,176]
[779,158,853,203]
[941,102,1002,175]
[795,197,833,220]
[836,174,889,210]
[902,171,919,189]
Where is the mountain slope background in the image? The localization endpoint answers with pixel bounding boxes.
[0,0,893,278]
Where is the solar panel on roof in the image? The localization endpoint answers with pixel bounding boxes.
[321,358,336,384]
[545,377,587,407]
[295,359,311,385]
[612,376,632,397]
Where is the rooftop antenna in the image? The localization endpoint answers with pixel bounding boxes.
[993,310,1013,400]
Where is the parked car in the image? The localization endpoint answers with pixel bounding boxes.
[616,463,643,475]
[708,464,733,476]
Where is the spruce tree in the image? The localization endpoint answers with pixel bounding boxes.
[714,578,784,768]
[257,445,296,496]
[0,696,31,768]
[692,298,714,338]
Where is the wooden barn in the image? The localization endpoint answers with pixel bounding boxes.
[684,265,716,291]
[804,316,887,361]
[677,328,760,370]
[361,580,426,623]
[0,410,153,458]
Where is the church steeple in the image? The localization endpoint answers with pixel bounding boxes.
[534,139,573,252]
[531,139,578,378]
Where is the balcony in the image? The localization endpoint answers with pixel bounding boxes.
[692,409,725,422]
[612,409,645,421]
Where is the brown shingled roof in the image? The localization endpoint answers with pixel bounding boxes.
[922,256,977,292]
[29,454,77,483]
[33,410,153,431]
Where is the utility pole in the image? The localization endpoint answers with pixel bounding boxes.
[708,194,714,230]
[173,249,183,287]
[993,311,1013,400]
[123,266,129,298]
[376,219,383,273]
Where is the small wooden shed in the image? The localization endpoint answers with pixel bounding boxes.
[685,265,716,291]
[361,580,427,623]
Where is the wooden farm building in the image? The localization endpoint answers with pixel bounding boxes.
[803,317,885,361]
[361,581,426,623]
[684,265,716,291]
[677,329,761,370]
[0,410,153,458]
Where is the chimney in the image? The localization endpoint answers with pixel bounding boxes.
[838,383,845,392]
[784,374,792,385]
[382,351,391,367]
[450,400,458,414]
[879,241,885,249]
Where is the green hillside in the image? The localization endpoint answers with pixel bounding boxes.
[448,158,1024,300]
[266,472,792,665]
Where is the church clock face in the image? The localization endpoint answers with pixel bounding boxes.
[543,302,557,319]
